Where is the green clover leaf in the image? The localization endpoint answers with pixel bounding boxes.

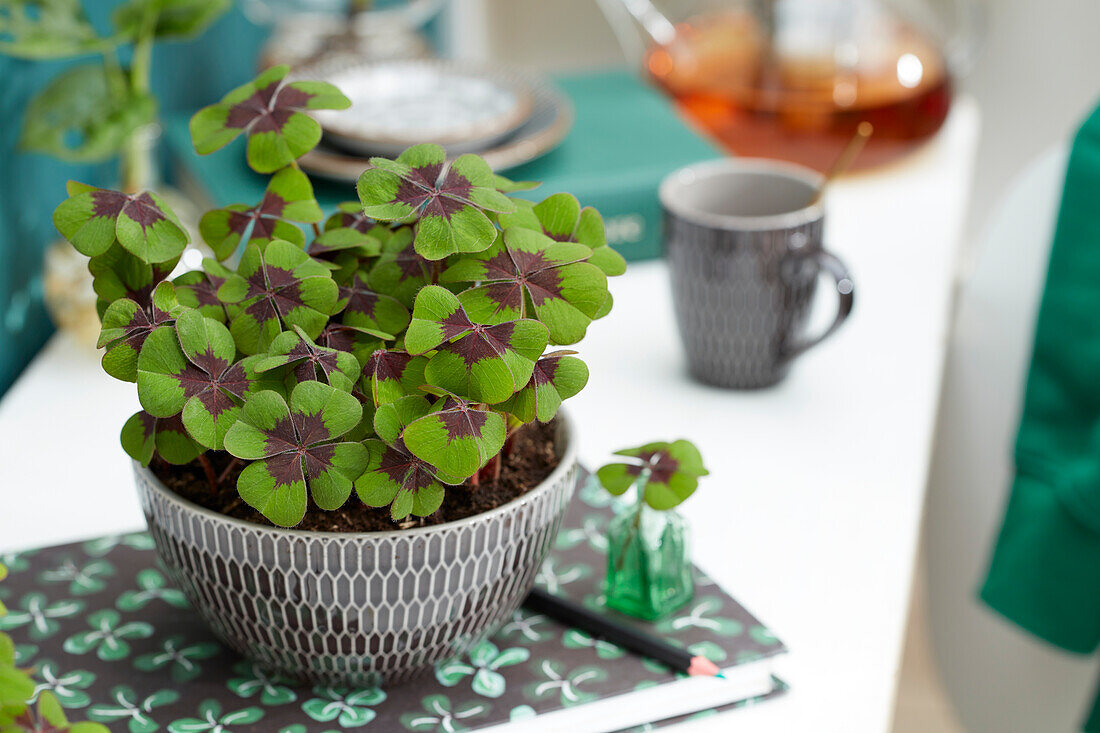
[499,192,627,276]
[190,65,350,173]
[596,439,709,510]
[562,629,625,660]
[400,393,506,480]
[97,281,182,383]
[200,165,322,261]
[53,182,188,263]
[357,144,514,260]
[365,227,429,308]
[217,239,339,355]
[82,533,154,557]
[136,312,277,450]
[404,285,548,404]
[442,228,609,345]
[116,568,188,611]
[223,381,369,527]
[254,326,361,393]
[121,411,203,467]
[500,351,588,424]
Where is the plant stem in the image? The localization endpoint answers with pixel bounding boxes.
[196,453,218,491]
[119,7,159,193]
[217,456,241,485]
[312,222,322,237]
[431,260,442,285]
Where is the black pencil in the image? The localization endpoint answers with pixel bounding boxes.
[522,587,724,678]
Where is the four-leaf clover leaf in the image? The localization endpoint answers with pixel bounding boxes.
[357,144,515,260]
[216,240,339,355]
[223,381,369,527]
[136,311,273,450]
[53,181,189,263]
[404,285,548,404]
[200,165,323,260]
[190,64,351,173]
[596,440,710,511]
[442,227,609,345]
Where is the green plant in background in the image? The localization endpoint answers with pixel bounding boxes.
[596,440,709,621]
[0,564,109,732]
[50,67,626,528]
[0,0,230,191]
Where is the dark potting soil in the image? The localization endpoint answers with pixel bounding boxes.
[151,419,561,532]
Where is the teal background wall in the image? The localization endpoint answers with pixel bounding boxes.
[0,4,268,396]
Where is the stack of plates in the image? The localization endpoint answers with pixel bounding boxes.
[295,58,574,182]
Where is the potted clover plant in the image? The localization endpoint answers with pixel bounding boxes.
[50,65,626,684]
[597,440,709,620]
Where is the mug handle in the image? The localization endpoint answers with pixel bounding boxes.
[780,249,855,361]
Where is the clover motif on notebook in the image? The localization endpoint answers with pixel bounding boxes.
[86,686,179,733]
[522,660,607,708]
[166,699,265,733]
[134,635,221,683]
[399,694,489,733]
[38,558,115,595]
[435,641,530,698]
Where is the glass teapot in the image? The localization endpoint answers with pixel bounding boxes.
[598,0,983,170]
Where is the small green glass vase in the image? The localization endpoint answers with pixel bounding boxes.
[604,497,694,621]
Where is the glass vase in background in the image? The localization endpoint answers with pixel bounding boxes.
[597,0,983,171]
[605,495,694,621]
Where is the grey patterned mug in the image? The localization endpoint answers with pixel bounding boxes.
[660,159,855,389]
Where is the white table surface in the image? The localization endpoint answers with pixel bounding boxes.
[0,98,978,733]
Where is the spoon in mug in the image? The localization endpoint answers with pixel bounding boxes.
[808,121,874,208]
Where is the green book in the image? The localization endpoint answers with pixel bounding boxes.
[163,69,721,263]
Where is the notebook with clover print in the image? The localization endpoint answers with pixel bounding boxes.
[0,471,787,733]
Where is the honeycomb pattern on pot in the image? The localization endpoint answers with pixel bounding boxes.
[133,455,576,686]
[666,213,822,389]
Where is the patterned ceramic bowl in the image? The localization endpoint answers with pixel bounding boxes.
[133,414,577,686]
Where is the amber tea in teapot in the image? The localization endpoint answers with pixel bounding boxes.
[645,9,952,171]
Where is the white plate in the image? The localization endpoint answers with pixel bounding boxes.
[302,59,536,157]
[297,74,573,181]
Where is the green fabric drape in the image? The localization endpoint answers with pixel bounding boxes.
[0,4,266,396]
[980,102,1100,730]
